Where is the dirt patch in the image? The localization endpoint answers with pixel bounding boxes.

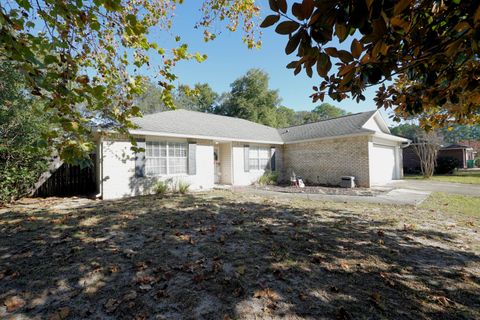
[0,191,479,319]
[248,184,387,196]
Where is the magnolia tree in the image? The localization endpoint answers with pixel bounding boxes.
[261,0,480,129]
[0,0,260,163]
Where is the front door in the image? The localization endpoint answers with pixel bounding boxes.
[214,146,221,183]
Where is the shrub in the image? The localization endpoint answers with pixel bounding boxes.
[257,171,279,186]
[153,180,169,194]
[435,157,459,174]
[178,181,190,194]
[475,157,480,168]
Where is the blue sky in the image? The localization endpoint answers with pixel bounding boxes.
[146,1,393,121]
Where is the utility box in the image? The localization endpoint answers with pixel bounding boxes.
[340,176,355,188]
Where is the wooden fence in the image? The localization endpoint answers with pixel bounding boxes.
[34,155,96,197]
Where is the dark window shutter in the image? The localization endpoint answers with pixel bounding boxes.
[135,138,146,177]
[270,147,276,171]
[188,142,197,175]
[244,145,250,172]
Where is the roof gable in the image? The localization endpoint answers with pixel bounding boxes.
[278,111,377,143]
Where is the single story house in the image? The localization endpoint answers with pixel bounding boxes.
[94,110,408,199]
[403,143,476,172]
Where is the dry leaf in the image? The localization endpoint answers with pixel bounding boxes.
[4,295,25,312]
[254,288,280,301]
[48,307,70,320]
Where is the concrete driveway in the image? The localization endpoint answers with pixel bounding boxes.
[385,179,480,196]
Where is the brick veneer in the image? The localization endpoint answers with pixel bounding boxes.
[280,136,371,187]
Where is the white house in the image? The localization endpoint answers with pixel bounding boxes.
[94,109,408,199]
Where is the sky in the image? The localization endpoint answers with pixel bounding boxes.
[145,1,394,122]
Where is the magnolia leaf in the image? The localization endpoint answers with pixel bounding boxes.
[394,0,412,15]
[275,21,300,35]
[292,3,305,20]
[277,0,288,14]
[301,0,315,18]
[335,23,348,42]
[268,0,278,12]
[324,47,338,57]
[285,32,302,54]
[351,39,363,59]
[260,15,280,28]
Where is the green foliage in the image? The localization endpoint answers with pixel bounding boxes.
[262,0,480,127]
[134,81,169,115]
[311,103,349,121]
[0,63,52,203]
[257,171,279,186]
[217,69,281,127]
[475,157,480,168]
[390,123,419,140]
[435,157,459,174]
[439,125,480,144]
[1,1,260,162]
[178,181,190,194]
[153,180,169,195]
[177,83,219,113]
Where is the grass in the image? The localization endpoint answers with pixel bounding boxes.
[420,192,480,217]
[1,191,479,319]
[405,170,480,184]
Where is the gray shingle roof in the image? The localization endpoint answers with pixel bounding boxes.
[132,109,284,143]
[131,109,378,144]
[277,111,377,143]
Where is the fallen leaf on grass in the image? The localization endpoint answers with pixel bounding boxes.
[254,288,280,301]
[379,272,395,287]
[298,292,307,301]
[235,265,246,276]
[336,307,352,320]
[48,307,70,320]
[432,295,455,307]
[4,295,25,312]
[104,298,118,313]
[377,230,385,237]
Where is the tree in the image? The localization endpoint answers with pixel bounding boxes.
[390,123,419,141]
[412,130,442,178]
[0,1,260,162]
[275,106,298,128]
[217,69,281,127]
[134,81,169,115]
[0,63,52,203]
[440,124,480,144]
[261,0,480,127]
[311,103,349,121]
[176,83,219,113]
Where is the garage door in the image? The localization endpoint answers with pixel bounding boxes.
[371,144,396,185]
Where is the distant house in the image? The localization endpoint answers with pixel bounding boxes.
[94,110,408,199]
[403,143,476,173]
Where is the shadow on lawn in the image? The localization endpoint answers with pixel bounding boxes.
[0,193,479,319]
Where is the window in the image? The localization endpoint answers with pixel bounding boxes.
[249,146,270,170]
[145,141,187,175]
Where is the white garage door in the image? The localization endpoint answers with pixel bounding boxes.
[371,144,396,185]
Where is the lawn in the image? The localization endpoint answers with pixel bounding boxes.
[1,191,479,319]
[420,192,480,217]
[405,170,480,185]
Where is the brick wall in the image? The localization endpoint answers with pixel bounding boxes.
[281,136,371,187]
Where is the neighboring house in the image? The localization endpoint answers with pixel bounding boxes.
[94,110,408,199]
[403,143,476,172]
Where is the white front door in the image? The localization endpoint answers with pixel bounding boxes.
[371,144,396,185]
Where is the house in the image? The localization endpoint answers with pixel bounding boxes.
[403,143,476,173]
[94,110,408,199]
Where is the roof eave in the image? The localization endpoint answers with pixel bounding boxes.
[283,131,374,144]
[129,129,284,145]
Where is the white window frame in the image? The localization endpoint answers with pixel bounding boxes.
[145,141,188,176]
[249,146,270,171]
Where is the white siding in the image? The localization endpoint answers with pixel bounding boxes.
[232,142,277,186]
[100,137,214,200]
